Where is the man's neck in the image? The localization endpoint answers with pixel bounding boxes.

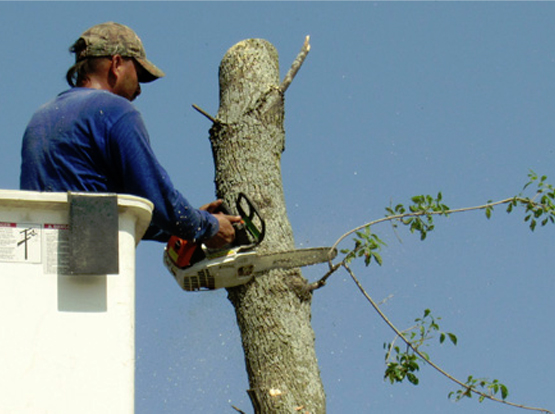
[81,76,112,93]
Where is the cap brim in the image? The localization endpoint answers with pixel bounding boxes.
[135,57,165,83]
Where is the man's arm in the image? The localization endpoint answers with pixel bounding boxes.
[107,110,229,243]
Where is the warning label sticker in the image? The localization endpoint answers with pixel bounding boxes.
[0,222,42,263]
[44,223,70,274]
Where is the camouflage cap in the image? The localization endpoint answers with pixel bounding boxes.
[76,22,165,83]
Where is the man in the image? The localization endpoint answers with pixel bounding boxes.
[20,22,238,247]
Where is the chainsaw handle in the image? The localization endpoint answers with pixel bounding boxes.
[236,193,265,245]
[215,193,265,247]
[214,200,232,216]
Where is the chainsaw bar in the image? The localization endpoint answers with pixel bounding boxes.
[164,246,336,291]
[249,247,336,274]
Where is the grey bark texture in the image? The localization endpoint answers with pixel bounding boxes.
[208,39,326,413]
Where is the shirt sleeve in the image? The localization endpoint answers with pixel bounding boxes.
[106,109,219,243]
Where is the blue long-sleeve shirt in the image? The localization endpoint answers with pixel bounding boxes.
[20,87,219,242]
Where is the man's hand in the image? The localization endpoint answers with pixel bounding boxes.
[205,213,242,248]
[200,199,224,214]
[200,200,242,248]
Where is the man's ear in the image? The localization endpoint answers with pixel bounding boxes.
[112,55,125,71]
[107,55,123,86]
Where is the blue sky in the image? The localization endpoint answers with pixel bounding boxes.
[1,2,554,414]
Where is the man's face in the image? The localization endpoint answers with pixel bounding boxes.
[113,58,141,101]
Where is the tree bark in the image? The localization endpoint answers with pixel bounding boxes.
[209,39,325,413]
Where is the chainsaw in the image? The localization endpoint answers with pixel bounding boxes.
[163,193,336,291]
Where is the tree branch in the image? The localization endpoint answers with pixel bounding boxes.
[307,195,549,292]
[344,263,553,414]
[280,35,311,93]
[192,104,217,124]
[331,197,517,254]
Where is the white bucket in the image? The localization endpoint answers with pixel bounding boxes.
[0,190,153,414]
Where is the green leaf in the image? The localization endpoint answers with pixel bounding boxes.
[407,373,419,385]
[448,333,458,346]
[373,252,383,266]
[500,384,509,400]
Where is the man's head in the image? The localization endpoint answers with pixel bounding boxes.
[66,22,165,98]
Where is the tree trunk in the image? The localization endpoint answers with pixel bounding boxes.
[208,39,326,413]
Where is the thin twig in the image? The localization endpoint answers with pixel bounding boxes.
[192,104,217,123]
[305,262,340,291]
[280,35,311,93]
[384,324,417,363]
[344,263,552,414]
